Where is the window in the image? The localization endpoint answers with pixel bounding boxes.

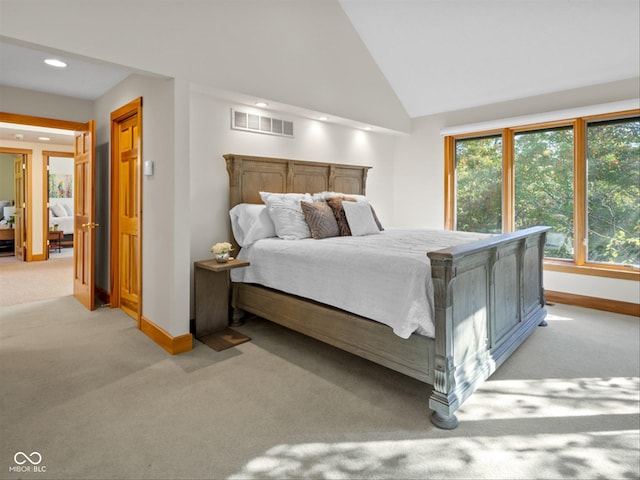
[514,127,574,259]
[445,109,640,278]
[454,135,502,234]
[586,117,640,267]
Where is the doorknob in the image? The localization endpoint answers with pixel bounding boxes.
[81,222,100,229]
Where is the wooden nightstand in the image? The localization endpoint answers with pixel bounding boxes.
[48,230,63,253]
[194,258,250,351]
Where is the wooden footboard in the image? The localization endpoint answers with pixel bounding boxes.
[427,226,550,428]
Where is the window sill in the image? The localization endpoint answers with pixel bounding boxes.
[544,260,639,281]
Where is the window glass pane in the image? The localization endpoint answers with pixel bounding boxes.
[455,135,502,233]
[587,117,640,267]
[514,127,574,259]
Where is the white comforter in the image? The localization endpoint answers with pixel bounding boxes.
[53,216,74,235]
[231,229,491,339]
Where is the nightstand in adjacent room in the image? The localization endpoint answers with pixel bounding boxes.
[48,230,63,253]
[194,258,250,351]
[0,228,15,256]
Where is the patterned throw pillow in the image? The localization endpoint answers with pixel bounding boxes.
[325,196,357,236]
[300,201,340,239]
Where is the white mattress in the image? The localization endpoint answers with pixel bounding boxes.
[231,229,491,339]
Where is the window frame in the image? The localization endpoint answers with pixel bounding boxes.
[444,109,639,281]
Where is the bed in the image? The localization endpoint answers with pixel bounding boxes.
[49,202,74,246]
[225,153,549,429]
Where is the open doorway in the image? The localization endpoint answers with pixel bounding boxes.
[0,148,27,260]
[0,152,19,256]
[46,152,74,259]
[0,121,76,306]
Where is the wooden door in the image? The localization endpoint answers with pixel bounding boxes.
[111,99,142,322]
[13,155,25,260]
[73,121,96,310]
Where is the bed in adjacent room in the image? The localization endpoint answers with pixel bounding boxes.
[49,202,74,247]
[224,153,549,429]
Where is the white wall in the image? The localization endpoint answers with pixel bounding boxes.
[0,85,94,122]
[94,74,186,336]
[189,89,397,316]
[393,79,640,305]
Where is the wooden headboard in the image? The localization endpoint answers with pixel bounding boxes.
[224,154,371,208]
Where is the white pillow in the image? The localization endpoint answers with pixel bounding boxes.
[259,191,312,240]
[50,203,67,217]
[342,200,380,236]
[229,204,276,247]
[62,204,73,216]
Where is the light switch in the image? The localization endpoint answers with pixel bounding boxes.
[144,160,154,176]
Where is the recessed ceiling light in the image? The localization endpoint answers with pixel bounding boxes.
[364,126,373,131]
[318,116,329,121]
[44,58,67,68]
[38,137,50,141]
[255,102,268,108]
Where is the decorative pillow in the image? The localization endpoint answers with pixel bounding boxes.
[229,203,276,247]
[62,204,73,216]
[316,191,384,231]
[260,191,312,240]
[342,200,380,236]
[300,201,340,239]
[50,203,67,218]
[326,196,357,236]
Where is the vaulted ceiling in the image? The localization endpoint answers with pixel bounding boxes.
[340,0,640,118]
[0,0,638,134]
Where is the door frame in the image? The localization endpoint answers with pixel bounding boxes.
[43,150,74,259]
[0,147,29,260]
[110,98,143,326]
[0,114,86,260]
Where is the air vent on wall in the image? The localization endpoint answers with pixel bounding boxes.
[231,109,294,138]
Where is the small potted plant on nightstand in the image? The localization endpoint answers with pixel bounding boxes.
[211,242,233,263]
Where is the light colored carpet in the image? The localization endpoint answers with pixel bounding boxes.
[0,298,638,479]
[0,253,73,306]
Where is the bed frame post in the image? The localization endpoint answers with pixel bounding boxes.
[428,255,462,429]
[427,226,550,429]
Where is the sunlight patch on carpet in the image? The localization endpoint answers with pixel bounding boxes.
[229,430,638,480]
[459,377,639,421]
